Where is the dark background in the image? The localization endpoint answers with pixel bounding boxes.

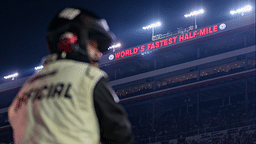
[0,0,255,80]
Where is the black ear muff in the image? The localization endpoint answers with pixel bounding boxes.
[57,32,78,53]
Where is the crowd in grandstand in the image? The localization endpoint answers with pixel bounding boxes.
[1,89,255,144]
[183,131,256,144]
[130,95,255,143]
[0,113,8,128]
[116,59,255,98]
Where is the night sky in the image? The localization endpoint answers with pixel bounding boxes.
[0,0,255,82]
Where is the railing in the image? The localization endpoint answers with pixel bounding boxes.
[134,119,256,144]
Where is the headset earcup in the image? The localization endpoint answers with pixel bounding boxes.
[57,32,78,53]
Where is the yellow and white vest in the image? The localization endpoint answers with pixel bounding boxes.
[8,58,107,144]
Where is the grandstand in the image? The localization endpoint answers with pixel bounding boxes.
[0,13,255,143]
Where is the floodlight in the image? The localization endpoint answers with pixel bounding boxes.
[108,43,121,50]
[184,9,204,18]
[109,43,121,49]
[143,22,162,41]
[108,42,122,52]
[4,72,18,80]
[142,22,161,30]
[35,65,44,71]
[184,9,204,29]
[230,5,252,15]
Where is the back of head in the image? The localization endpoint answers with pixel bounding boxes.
[47,7,116,62]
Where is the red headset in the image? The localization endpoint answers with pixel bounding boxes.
[57,32,78,53]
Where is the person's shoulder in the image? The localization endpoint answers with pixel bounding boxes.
[58,60,90,71]
[87,65,108,78]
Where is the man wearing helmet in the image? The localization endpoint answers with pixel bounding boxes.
[8,7,134,144]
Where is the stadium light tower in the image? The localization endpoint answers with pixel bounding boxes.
[230,5,252,16]
[35,65,44,71]
[184,9,204,29]
[108,42,121,52]
[142,22,161,41]
[4,72,18,80]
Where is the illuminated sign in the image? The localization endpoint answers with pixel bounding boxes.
[112,24,221,60]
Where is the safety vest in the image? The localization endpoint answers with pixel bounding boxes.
[8,58,107,144]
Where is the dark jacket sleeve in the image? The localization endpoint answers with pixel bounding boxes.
[93,77,134,144]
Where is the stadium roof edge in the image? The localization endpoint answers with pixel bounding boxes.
[0,76,28,93]
[109,46,255,86]
[0,107,8,113]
